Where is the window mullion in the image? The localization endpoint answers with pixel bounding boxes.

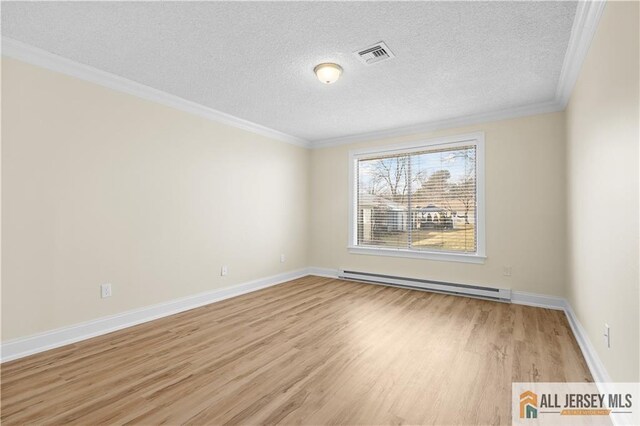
[407,155,412,249]
[351,133,483,258]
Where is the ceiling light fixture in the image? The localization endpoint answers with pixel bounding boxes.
[314,63,343,84]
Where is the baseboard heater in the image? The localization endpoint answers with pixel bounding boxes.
[339,270,512,302]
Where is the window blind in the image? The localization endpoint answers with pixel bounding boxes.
[356,144,477,254]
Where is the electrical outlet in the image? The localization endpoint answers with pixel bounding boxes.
[100,283,112,298]
[280,254,286,263]
[503,266,512,276]
[604,324,611,348]
[221,265,228,276]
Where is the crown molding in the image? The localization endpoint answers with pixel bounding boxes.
[311,0,606,149]
[311,99,564,148]
[1,37,311,148]
[555,0,607,108]
[2,0,605,151]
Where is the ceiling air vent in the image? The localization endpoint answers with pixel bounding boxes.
[354,41,395,65]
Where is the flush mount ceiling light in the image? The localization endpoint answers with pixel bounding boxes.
[314,63,343,84]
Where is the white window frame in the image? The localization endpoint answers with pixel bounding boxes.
[348,132,486,264]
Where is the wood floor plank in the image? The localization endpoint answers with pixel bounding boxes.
[1,276,592,425]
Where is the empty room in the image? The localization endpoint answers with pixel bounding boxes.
[1,1,639,425]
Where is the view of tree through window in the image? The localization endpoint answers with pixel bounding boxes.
[356,144,477,253]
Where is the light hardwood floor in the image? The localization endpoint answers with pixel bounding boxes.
[1,276,592,425]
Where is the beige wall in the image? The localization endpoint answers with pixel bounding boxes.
[566,2,639,382]
[1,58,309,340]
[310,112,568,297]
[2,3,639,382]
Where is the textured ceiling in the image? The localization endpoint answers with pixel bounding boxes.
[1,1,577,142]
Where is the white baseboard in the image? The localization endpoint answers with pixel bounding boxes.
[306,267,339,278]
[310,269,609,387]
[562,300,620,425]
[0,268,309,363]
[562,300,612,384]
[309,268,566,310]
[511,291,612,386]
[494,290,613,387]
[510,290,565,310]
[2,266,612,397]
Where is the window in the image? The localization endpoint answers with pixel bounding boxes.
[349,132,485,263]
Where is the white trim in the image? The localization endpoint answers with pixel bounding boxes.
[340,269,510,301]
[306,267,340,278]
[562,300,612,384]
[475,134,486,259]
[2,267,613,399]
[511,290,614,404]
[348,132,485,263]
[348,131,485,157]
[0,268,308,363]
[555,0,607,107]
[1,0,605,151]
[311,1,606,149]
[511,290,612,384]
[561,299,621,425]
[1,37,310,148]
[313,100,562,148]
[347,246,486,264]
[331,274,612,394]
[307,269,611,389]
[510,290,565,310]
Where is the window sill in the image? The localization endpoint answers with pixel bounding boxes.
[347,246,486,264]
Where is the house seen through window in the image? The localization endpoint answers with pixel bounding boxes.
[351,135,484,260]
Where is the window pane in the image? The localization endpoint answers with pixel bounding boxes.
[357,155,410,249]
[409,146,476,253]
